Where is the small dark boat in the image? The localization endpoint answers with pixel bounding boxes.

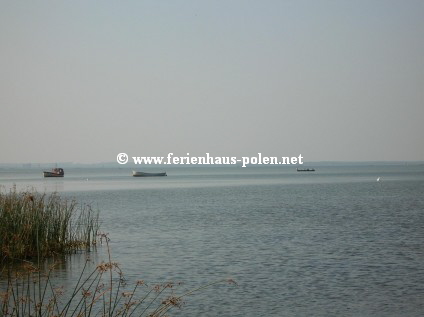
[296,168,315,172]
[43,168,64,177]
[132,171,167,177]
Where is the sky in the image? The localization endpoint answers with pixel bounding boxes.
[1,0,423,164]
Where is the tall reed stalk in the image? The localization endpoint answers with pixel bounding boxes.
[0,188,99,260]
[0,234,237,317]
[1,189,236,316]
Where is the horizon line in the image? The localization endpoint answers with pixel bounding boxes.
[0,160,423,167]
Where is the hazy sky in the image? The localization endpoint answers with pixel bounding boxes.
[1,1,423,164]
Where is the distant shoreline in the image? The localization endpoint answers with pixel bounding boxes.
[0,160,423,169]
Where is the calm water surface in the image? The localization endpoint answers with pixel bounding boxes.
[1,165,424,316]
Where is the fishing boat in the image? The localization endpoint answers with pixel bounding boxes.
[43,168,64,177]
[132,171,167,177]
[296,168,315,172]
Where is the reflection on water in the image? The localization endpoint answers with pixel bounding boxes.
[1,165,424,316]
[0,246,190,317]
[42,179,65,193]
[0,251,102,284]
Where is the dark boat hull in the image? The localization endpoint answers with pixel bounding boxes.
[132,171,167,177]
[43,168,64,177]
[43,172,64,177]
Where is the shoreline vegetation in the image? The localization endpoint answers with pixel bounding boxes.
[0,189,236,316]
[0,188,99,261]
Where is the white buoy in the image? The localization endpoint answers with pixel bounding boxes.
[377,177,381,182]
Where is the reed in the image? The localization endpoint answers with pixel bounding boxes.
[0,190,236,316]
[0,188,99,260]
[0,233,237,317]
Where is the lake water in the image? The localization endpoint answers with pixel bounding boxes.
[1,164,424,316]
